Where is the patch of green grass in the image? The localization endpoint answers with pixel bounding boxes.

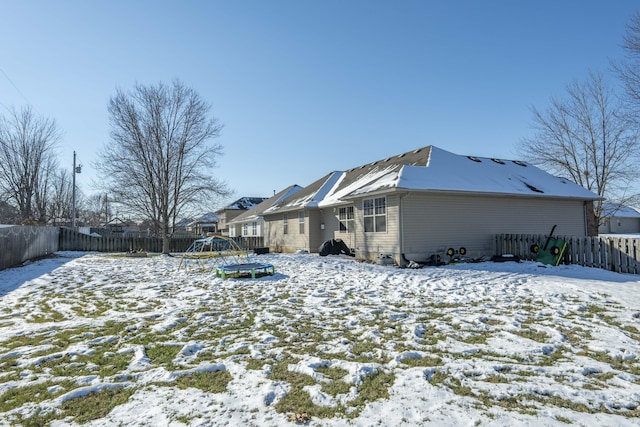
[245,358,265,370]
[349,370,395,407]
[274,385,342,419]
[27,302,66,323]
[349,340,389,364]
[0,379,77,412]
[460,332,489,345]
[513,328,549,343]
[316,366,352,397]
[146,344,182,368]
[59,386,135,423]
[579,350,640,376]
[481,374,510,384]
[173,369,233,393]
[82,350,132,377]
[538,346,568,367]
[0,354,20,373]
[316,365,348,381]
[557,326,590,346]
[400,355,442,367]
[321,379,352,397]
[270,357,314,388]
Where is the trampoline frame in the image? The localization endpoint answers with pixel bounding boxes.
[215,262,275,279]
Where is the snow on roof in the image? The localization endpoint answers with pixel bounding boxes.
[601,203,640,218]
[268,146,601,214]
[264,172,343,213]
[390,146,601,199]
[222,197,269,210]
[189,212,218,226]
[230,185,304,223]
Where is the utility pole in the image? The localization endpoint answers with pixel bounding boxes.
[72,151,82,228]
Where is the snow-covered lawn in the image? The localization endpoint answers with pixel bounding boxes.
[1,252,640,426]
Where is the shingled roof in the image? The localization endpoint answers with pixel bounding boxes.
[264,146,601,214]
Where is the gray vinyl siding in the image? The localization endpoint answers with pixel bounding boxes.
[599,217,640,234]
[353,194,400,261]
[317,205,356,250]
[264,209,313,253]
[400,192,588,261]
[264,215,285,252]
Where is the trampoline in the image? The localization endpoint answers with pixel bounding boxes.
[179,235,276,279]
[215,262,275,279]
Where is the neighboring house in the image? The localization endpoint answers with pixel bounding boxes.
[102,217,139,235]
[172,218,195,236]
[262,145,601,265]
[187,212,219,235]
[215,197,269,236]
[599,203,640,234]
[228,185,303,239]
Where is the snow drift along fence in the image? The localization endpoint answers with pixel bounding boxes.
[0,226,59,270]
[58,227,194,253]
[495,234,640,274]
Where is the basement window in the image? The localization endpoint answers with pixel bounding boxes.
[512,160,527,167]
[491,158,505,165]
[467,156,482,163]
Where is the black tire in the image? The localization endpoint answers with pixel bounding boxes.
[530,244,539,253]
[550,246,560,256]
[446,248,455,257]
[459,247,467,256]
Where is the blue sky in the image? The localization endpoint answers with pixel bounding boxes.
[1,1,638,209]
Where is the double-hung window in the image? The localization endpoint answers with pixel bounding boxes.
[363,197,386,232]
[298,211,305,234]
[339,206,354,233]
[283,214,288,235]
[251,221,257,236]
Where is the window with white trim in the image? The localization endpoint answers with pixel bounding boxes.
[252,221,257,236]
[243,223,248,236]
[339,206,354,233]
[363,197,386,232]
[283,214,288,235]
[298,211,305,234]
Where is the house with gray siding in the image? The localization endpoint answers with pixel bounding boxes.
[262,146,601,265]
[228,185,303,239]
[599,203,640,234]
[215,197,268,236]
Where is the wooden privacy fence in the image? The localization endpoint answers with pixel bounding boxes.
[0,226,59,270]
[58,228,194,253]
[57,229,264,253]
[495,234,640,274]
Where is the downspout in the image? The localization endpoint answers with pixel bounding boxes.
[399,192,407,267]
[583,201,587,236]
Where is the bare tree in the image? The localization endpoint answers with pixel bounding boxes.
[96,80,230,253]
[518,71,639,226]
[614,11,640,114]
[0,107,61,224]
[80,193,111,227]
[47,169,73,225]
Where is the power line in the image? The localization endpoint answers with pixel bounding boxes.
[0,65,38,113]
